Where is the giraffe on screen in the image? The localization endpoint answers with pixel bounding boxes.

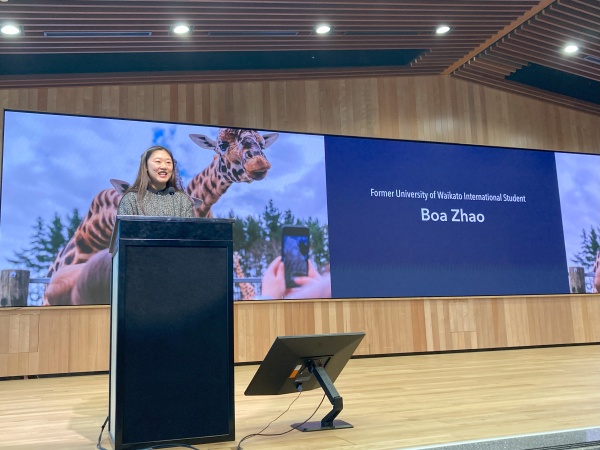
[44,128,278,305]
[233,251,256,300]
[187,128,278,218]
[43,186,125,305]
[46,187,122,278]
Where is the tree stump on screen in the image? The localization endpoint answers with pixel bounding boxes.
[0,269,30,307]
[568,267,585,294]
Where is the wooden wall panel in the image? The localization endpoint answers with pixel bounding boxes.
[1,74,599,375]
[0,307,109,377]
[233,295,600,362]
[1,75,597,153]
[1,294,599,375]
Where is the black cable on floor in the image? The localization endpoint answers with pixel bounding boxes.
[96,415,109,450]
[236,393,326,450]
[96,395,330,450]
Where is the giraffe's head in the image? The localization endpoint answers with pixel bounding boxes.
[190,128,279,183]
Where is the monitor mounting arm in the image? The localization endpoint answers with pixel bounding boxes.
[291,359,354,432]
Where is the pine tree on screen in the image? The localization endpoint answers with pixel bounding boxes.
[571,225,600,271]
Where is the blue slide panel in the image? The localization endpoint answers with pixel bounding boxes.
[325,136,569,298]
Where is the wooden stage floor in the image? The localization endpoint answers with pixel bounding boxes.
[1,345,599,450]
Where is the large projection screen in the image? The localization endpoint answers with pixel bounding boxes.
[1,109,599,306]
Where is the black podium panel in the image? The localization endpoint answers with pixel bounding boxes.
[109,217,234,450]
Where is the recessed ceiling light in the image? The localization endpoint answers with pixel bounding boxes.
[1,24,22,35]
[315,24,331,35]
[436,25,451,34]
[563,44,579,54]
[171,24,192,35]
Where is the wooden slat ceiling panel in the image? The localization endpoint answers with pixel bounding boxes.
[0,0,539,55]
[0,0,598,115]
[452,0,600,115]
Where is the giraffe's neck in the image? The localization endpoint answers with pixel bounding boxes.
[47,188,120,276]
[233,252,256,300]
[234,261,245,278]
[186,157,234,217]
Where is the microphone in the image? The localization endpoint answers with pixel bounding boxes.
[167,187,176,216]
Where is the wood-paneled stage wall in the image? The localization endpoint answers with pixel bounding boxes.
[1,76,599,377]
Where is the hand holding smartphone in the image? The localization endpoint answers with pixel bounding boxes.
[281,225,310,289]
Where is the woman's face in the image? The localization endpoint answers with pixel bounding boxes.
[146,150,173,190]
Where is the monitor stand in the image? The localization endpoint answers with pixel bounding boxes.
[291,360,354,432]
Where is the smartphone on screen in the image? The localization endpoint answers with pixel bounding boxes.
[281,225,310,289]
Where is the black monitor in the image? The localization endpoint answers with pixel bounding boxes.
[245,332,366,432]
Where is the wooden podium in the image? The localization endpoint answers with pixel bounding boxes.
[108,216,235,450]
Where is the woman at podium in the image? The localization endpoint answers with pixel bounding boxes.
[118,145,194,217]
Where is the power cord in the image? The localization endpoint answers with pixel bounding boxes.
[96,415,109,450]
[236,393,326,450]
[96,393,327,450]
